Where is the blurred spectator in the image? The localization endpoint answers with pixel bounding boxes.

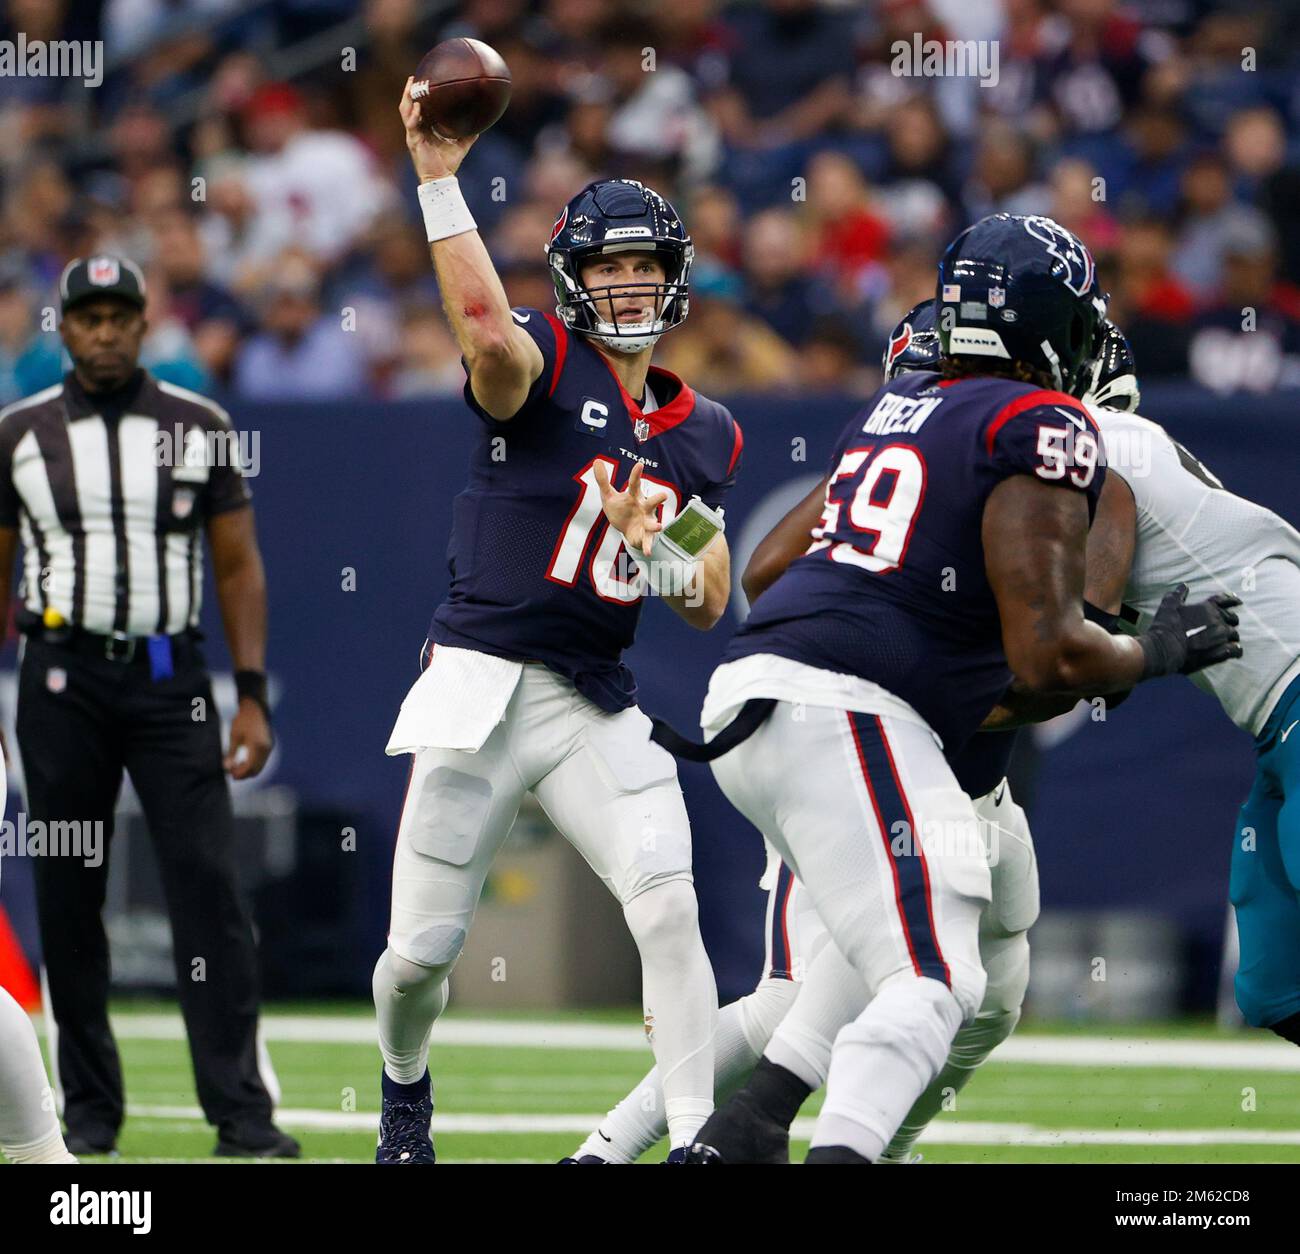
[1039,0,1156,141]
[195,157,287,294]
[136,266,214,393]
[149,207,250,384]
[1188,216,1300,393]
[1049,158,1120,254]
[797,316,879,397]
[686,184,743,287]
[875,97,960,240]
[390,303,467,399]
[1172,152,1265,300]
[1112,218,1195,377]
[241,83,392,267]
[0,260,63,405]
[233,252,367,400]
[708,0,857,149]
[802,153,891,298]
[599,21,720,183]
[1224,107,1300,287]
[962,122,1051,222]
[1104,106,1190,219]
[741,208,833,346]
[658,284,798,395]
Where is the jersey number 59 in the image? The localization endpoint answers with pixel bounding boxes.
[808,444,927,574]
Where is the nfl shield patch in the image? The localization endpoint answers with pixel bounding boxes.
[172,487,195,520]
[633,417,650,443]
[988,285,1006,308]
[47,667,67,694]
[87,257,121,287]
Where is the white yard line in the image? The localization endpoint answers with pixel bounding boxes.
[93,1012,1300,1071]
[123,1104,1300,1147]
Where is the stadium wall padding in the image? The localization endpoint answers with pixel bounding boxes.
[4,385,1291,1005]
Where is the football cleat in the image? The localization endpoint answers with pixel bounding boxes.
[214,1124,301,1159]
[376,1069,435,1165]
[663,1147,688,1164]
[557,1154,609,1164]
[683,1090,790,1165]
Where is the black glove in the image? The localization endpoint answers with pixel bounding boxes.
[1138,583,1242,679]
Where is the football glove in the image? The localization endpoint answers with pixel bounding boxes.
[1138,583,1242,679]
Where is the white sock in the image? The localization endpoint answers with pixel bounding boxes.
[372,948,451,1085]
[575,977,800,1161]
[812,977,961,1161]
[765,940,868,1089]
[0,985,73,1163]
[622,882,717,1148]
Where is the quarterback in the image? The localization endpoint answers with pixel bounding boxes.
[370,80,743,1162]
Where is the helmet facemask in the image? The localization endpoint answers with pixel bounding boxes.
[551,241,693,355]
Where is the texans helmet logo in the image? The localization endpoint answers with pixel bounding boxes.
[549,205,568,243]
[1023,216,1095,298]
[886,321,913,370]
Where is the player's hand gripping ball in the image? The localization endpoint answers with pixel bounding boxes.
[411,38,512,139]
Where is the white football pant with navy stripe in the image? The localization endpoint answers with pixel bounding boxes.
[710,697,990,1159]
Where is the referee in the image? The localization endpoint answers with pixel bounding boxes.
[0,256,297,1158]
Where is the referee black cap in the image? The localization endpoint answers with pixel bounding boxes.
[59,255,147,314]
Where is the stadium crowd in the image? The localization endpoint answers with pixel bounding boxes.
[2,0,1299,405]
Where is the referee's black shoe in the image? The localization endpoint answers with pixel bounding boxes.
[214,1122,302,1159]
[65,1129,118,1157]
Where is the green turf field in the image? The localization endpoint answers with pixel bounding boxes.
[18,1002,1300,1164]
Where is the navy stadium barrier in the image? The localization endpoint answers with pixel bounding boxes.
[1,383,1292,1006]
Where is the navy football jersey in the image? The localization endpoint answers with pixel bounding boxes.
[724,371,1104,750]
[431,308,743,711]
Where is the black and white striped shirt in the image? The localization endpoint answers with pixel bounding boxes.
[0,370,251,636]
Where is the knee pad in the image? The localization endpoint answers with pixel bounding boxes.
[622,880,699,952]
[948,1007,1020,1068]
[375,948,454,998]
[978,931,1030,1018]
[837,977,963,1079]
[1269,1010,1300,1046]
[737,976,802,1055]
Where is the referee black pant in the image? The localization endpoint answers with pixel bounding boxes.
[16,632,274,1145]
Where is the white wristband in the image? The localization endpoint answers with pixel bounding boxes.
[417,176,477,243]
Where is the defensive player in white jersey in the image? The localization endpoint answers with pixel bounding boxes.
[0,752,77,1164]
[562,302,1040,1165]
[1069,323,1300,1046]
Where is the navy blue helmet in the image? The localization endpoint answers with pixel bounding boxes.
[936,213,1108,396]
[546,179,693,354]
[1086,318,1141,413]
[882,299,941,379]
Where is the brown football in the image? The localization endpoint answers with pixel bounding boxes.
[411,38,511,140]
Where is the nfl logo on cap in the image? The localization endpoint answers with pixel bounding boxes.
[87,257,121,286]
[988,285,1006,308]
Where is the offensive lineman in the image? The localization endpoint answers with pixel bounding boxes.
[371,82,743,1162]
[562,302,1037,1165]
[687,214,1241,1164]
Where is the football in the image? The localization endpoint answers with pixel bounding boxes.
[411,37,511,140]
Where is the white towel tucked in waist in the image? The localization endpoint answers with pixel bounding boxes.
[385,645,523,755]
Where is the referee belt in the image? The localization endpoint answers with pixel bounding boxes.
[19,614,201,665]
